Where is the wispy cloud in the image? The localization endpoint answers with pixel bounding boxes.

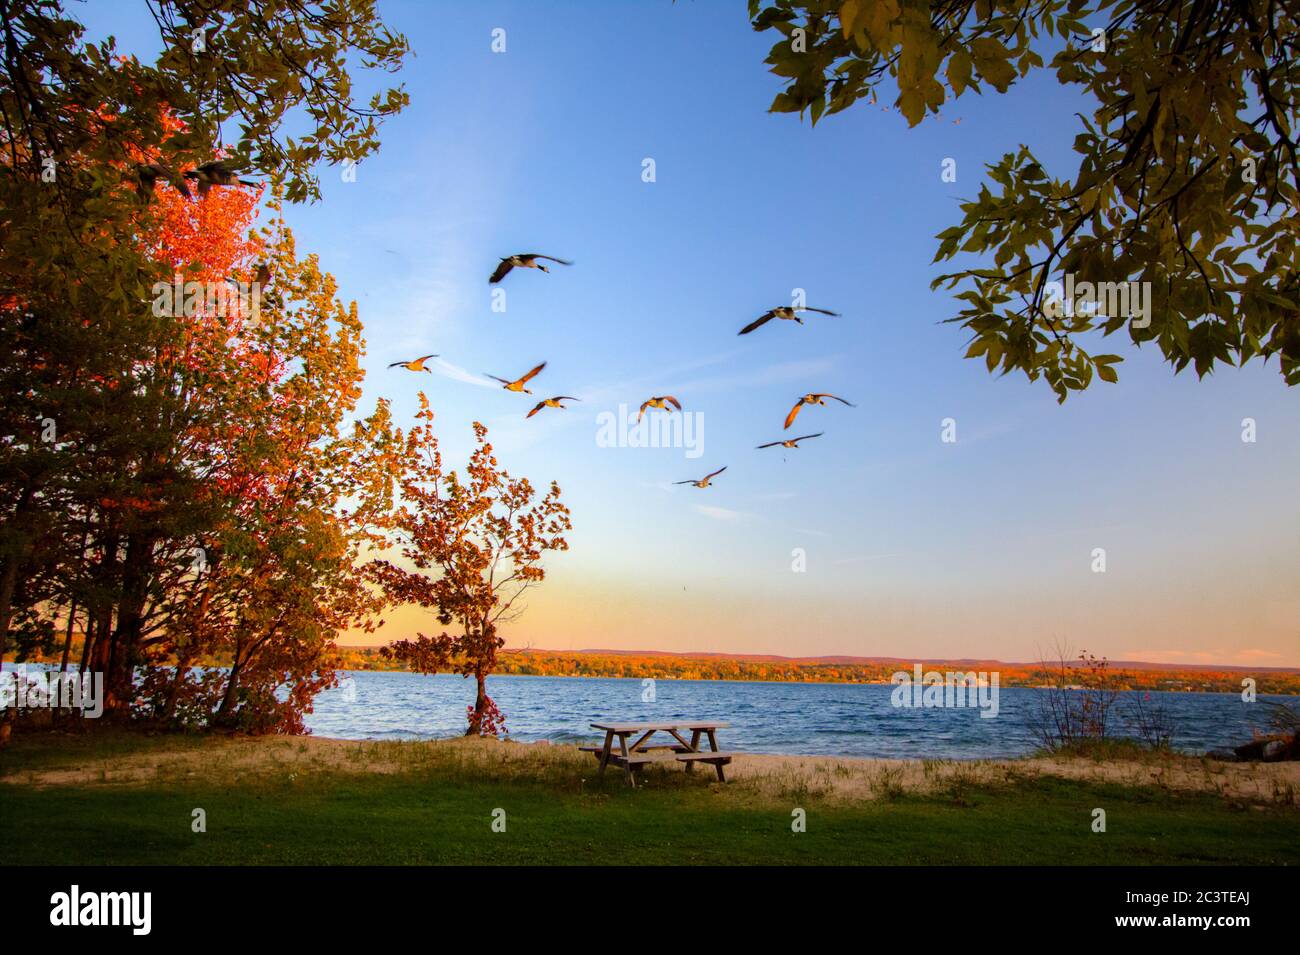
[694,504,752,522]
[1236,648,1284,661]
[431,357,497,388]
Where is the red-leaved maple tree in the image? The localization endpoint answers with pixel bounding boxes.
[370,396,571,736]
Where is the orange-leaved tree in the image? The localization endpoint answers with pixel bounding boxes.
[368,396,571,736]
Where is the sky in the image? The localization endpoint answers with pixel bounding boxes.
[75,1,1299,666]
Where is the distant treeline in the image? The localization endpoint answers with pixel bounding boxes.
[322,646,1300,695]
[25,639,1294,695]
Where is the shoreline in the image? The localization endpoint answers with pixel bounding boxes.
[335,667,1300,696]
[5,731,1296,865]
[6,731,1298,806]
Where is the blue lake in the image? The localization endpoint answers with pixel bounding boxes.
[306,670,1286,760]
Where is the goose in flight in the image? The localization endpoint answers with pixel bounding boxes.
[184,160,258,197]
[738,305,840,336]
[636,395,681,422]
[487,362,547,393]
[785,394,854,429]
[388,354,439,373]
[674,466,727,489]
[757,432,823,450]
[527,396,580,418]
[134,163,191,201]
[489,254,574,284]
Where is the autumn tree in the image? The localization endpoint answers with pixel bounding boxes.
[133,216,395,733]
[1,0,409,701]
[748,1,1298,399]
[369,397,572,736]
[3,113,398,733]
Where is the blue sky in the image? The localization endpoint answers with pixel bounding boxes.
[76,1,1299,665]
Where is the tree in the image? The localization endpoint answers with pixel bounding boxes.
[1,0,410,701]
[134,220,395,733]
[3,110,396,730]
[748,1,1298,400]
[1,0,409,204]
[369,398,572,736]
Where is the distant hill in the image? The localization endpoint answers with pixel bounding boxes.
[331,644,1300,694]
[551,647,1300,673]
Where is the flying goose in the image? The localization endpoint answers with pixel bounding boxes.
[184,160,258,197]
[784,394,855,429]
[738,305,840,336]
[489,254,574,284]
[636,395,682,422]
[757,432,824,449]
[527,396,580,418]
[388,354,439,373]
[134,163,191,201]
[487,362,547,393]
[674,466,727,489]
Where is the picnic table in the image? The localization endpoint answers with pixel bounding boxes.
[581,721,737,785]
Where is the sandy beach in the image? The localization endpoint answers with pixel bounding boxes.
[7,734,1297,807]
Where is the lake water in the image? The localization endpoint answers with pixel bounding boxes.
[306,671,1285,759]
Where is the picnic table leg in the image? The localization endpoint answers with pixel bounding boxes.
[684,729,702,773]
[596,730,613,778]
[618,732,635,787]
[706,729,725,782]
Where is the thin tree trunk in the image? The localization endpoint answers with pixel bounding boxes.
[162,651,194,723]
[465,669,487,736]
[58,601,77,672]
[0,485,35,681]
[104,532,154,718]
[215,646,244,727]
[0,554,20,685]
[60,527,88,677]
[78,616,93,676]
[51,602,78,725]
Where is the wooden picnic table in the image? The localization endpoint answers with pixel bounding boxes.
[582,720,737,786]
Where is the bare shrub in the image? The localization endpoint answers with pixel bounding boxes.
[1028,646,1120,752]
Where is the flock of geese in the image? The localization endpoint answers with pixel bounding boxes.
[387,256,857,491]
[133,163,858,490]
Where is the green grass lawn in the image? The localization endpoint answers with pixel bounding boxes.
[2,731,1296,865]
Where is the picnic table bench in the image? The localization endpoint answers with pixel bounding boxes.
[581,721,737,785]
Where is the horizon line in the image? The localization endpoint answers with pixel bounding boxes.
[334,644,1300,673]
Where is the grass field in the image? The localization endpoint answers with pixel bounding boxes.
[2,731,1297,865]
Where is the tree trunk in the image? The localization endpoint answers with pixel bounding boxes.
[78,610,97,676]
[161,652,194,723]
[465,669,487,736]
[215,654,243,728]
[0,485,35,681]
[103,532,155,718]
[58,602,77,672]
[0,554,19,703]
[52,602,78,725]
